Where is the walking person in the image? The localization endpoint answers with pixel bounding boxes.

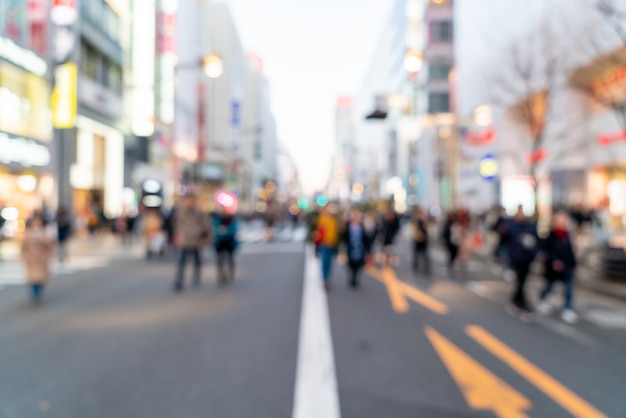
[314,206,339,290]
[21,215,55,305]
[56,207,72,263]
[343,209,368,289]
[442,211,463,270]
[380,208,400,266]
[173,193,211,292]
[537,211,579,324]
[363,210,379,266]
[212,206,239,285]
[505,205,539,321]
[411,208,430,275]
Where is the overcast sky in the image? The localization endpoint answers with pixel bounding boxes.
[225,0,394,194]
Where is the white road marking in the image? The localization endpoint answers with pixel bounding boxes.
[292,246,341,418]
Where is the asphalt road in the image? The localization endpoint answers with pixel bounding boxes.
[1,226,625,418]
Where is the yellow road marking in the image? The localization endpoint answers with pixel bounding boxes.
[365,266,448,315]
[366,266,410,313]
[467,325,608,418]
[425,326,532,418]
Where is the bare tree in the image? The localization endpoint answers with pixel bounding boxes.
[489,21,574,209]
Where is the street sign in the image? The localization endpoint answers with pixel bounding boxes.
[231,101,240,128]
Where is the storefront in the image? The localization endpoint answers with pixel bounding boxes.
[0,8,53,236]
[70,115,125,226]
[571,46,626,235]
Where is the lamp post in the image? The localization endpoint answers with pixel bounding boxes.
[174,53,223,184]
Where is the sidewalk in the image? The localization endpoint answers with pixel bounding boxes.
[0,234,143,263]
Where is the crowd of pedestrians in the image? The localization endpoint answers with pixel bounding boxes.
[308,202,583,325]
[12,191,585,327]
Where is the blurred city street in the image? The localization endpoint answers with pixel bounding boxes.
[2,0,626,416]
[1,224,625,417]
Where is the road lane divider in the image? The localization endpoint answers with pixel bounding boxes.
[292,246,341,418]
[466,325,608,418]
[425,326,532,418]
[365,266,448,315]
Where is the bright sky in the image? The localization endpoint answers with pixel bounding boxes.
[226,0,394,194]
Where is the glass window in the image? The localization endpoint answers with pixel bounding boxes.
[430,21,453,43]
[81,42,99,80]
[428,92,450,113]
[430,63,451,80]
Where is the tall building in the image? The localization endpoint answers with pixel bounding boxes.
[0,0,53,236]
[412,0,456,212]
[67,0,127,221]
[175,0,276,214]
[352,0,408,204]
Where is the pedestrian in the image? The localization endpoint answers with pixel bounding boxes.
[144,209,164,259]
[411,207,430,275]
[363,210,379,266]
[342,209,368,288]
[212,206,239,285]
[173,193,212,292]
[314,205,339,290]
[505,205,539,321]
[21,215,55,305]
[491,206,510,264]
[56,207,72,263]
[380,208,400,266]
[442,211,463,270]
[537,211,579,324]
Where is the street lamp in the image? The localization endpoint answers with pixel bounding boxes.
[202,53,224,79]
[404,50,424,73]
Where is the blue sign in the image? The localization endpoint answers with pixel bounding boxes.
[231,101,240,128]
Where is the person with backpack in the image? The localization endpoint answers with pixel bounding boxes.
[537,211,579,324]
[212,206,239,285]
[505,205,539,321]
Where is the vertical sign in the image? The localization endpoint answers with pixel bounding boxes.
[51,62,77,128]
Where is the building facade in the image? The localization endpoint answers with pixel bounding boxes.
[0,0,53,237]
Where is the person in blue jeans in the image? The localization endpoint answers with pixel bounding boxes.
[314,206,340,290]
[537,211,578,324]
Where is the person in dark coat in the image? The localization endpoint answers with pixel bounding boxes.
[491,206,510,263]
[537,211,578,324]
[442,211,462,270]
[213,206,239,285]
[380,208,400,266]
[362,210,378,265]
[56,207,72,262]
[411,208,430,274]
[505,205,539,316]
[342,210,369,288]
